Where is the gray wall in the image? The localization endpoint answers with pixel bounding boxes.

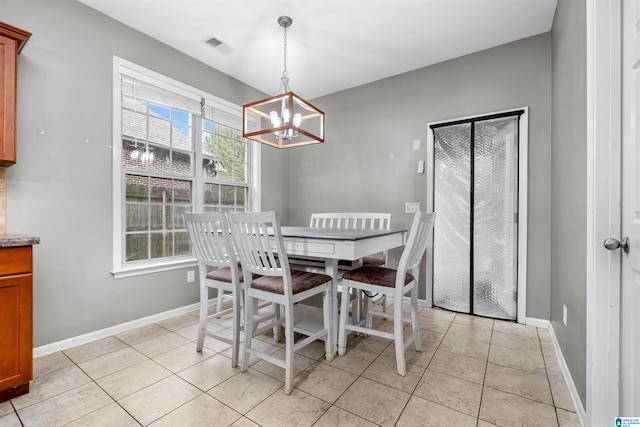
[2,0,288,346]
[550,0,587,406]
[288,34,552,317]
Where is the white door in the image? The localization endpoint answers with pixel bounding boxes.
[620,0,640,414]
[588,0,640,422]
[587,0,623,424]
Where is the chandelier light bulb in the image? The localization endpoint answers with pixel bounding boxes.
[282,108,291,124]
[270,111,280,126]
[293,113,302,127]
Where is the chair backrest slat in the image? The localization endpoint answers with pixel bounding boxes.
[310,212,391,231]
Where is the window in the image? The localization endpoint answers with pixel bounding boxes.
[201,110,250,212]
[112,58,259,277]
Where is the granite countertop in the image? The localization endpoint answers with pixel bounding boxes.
[0,234,40,248]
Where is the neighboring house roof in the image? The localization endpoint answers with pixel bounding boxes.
[121,97,192,152]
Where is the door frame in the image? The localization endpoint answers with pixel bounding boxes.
[425,107,529,324]
[586,0,622,425]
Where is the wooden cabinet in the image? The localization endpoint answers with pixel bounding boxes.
[0,245,33,402]
[0,22,31,167]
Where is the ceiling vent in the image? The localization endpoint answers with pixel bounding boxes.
[204,35,235,54]
[206,37,223,47]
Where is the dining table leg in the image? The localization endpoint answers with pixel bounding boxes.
[324,258,339,360]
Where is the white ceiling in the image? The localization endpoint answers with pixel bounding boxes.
[78,0,558,99]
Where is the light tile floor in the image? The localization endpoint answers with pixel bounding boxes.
[0,304,581,427]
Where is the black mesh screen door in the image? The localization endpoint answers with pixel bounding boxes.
[431,111,522,320]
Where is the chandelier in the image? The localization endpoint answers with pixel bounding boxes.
[242,16,324,149]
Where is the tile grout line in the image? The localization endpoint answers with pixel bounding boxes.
[69,341,155,427]
[539,326,562,427]
[67,327,228,426]
[475,316,493,425]
[9,399,24,427]
[397,310,457,424]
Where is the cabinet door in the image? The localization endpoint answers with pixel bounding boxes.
[0,273,32,390]
[0,33,18,166]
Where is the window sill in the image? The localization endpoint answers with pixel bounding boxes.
[111,256,198,279]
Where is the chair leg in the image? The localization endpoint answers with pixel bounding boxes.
[216,289,224,314]
[338,283,350,356]
[394,300,407,376]
[323,287,333,361]
[240,293,254,372]
[354,290,362,325]
[356,290,371,336]
[196,284,208,352]
[230,288,241,368]
[273,303,282,342]
[284,303,295,395]
[411,285,422,352]
[365,295,373,329]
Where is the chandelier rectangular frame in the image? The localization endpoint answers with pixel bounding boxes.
[243,91,324,149]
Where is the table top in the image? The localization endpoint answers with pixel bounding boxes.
[280,226,406,241]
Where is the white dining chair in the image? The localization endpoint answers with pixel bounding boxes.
[337,211,436,376]
[185,212,248,367]
[310,212,392,316]
[228,211,332,395]
[185,212,280,367]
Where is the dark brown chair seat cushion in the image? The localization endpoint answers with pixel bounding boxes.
[342,265,415,288]
[250,270,331,295]
[206,263,259,283]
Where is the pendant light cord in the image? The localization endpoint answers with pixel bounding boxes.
[282,24,288,79]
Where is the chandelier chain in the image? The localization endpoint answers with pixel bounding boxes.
[282,25,288,78]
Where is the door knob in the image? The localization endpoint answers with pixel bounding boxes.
[603,237,630,253]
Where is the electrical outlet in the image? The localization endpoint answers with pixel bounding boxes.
[187,270,195,283]
[405,202,420,214]
[563,304,567,327]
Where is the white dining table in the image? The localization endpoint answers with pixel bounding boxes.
[279,226,407,358]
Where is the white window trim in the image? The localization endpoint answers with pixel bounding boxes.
[111,56,261,278]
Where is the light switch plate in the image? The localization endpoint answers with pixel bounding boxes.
[418,160,425,174]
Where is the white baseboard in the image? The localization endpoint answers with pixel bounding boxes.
[525,317,550,328]
[548,323,587,426]
[33,301,203,358]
